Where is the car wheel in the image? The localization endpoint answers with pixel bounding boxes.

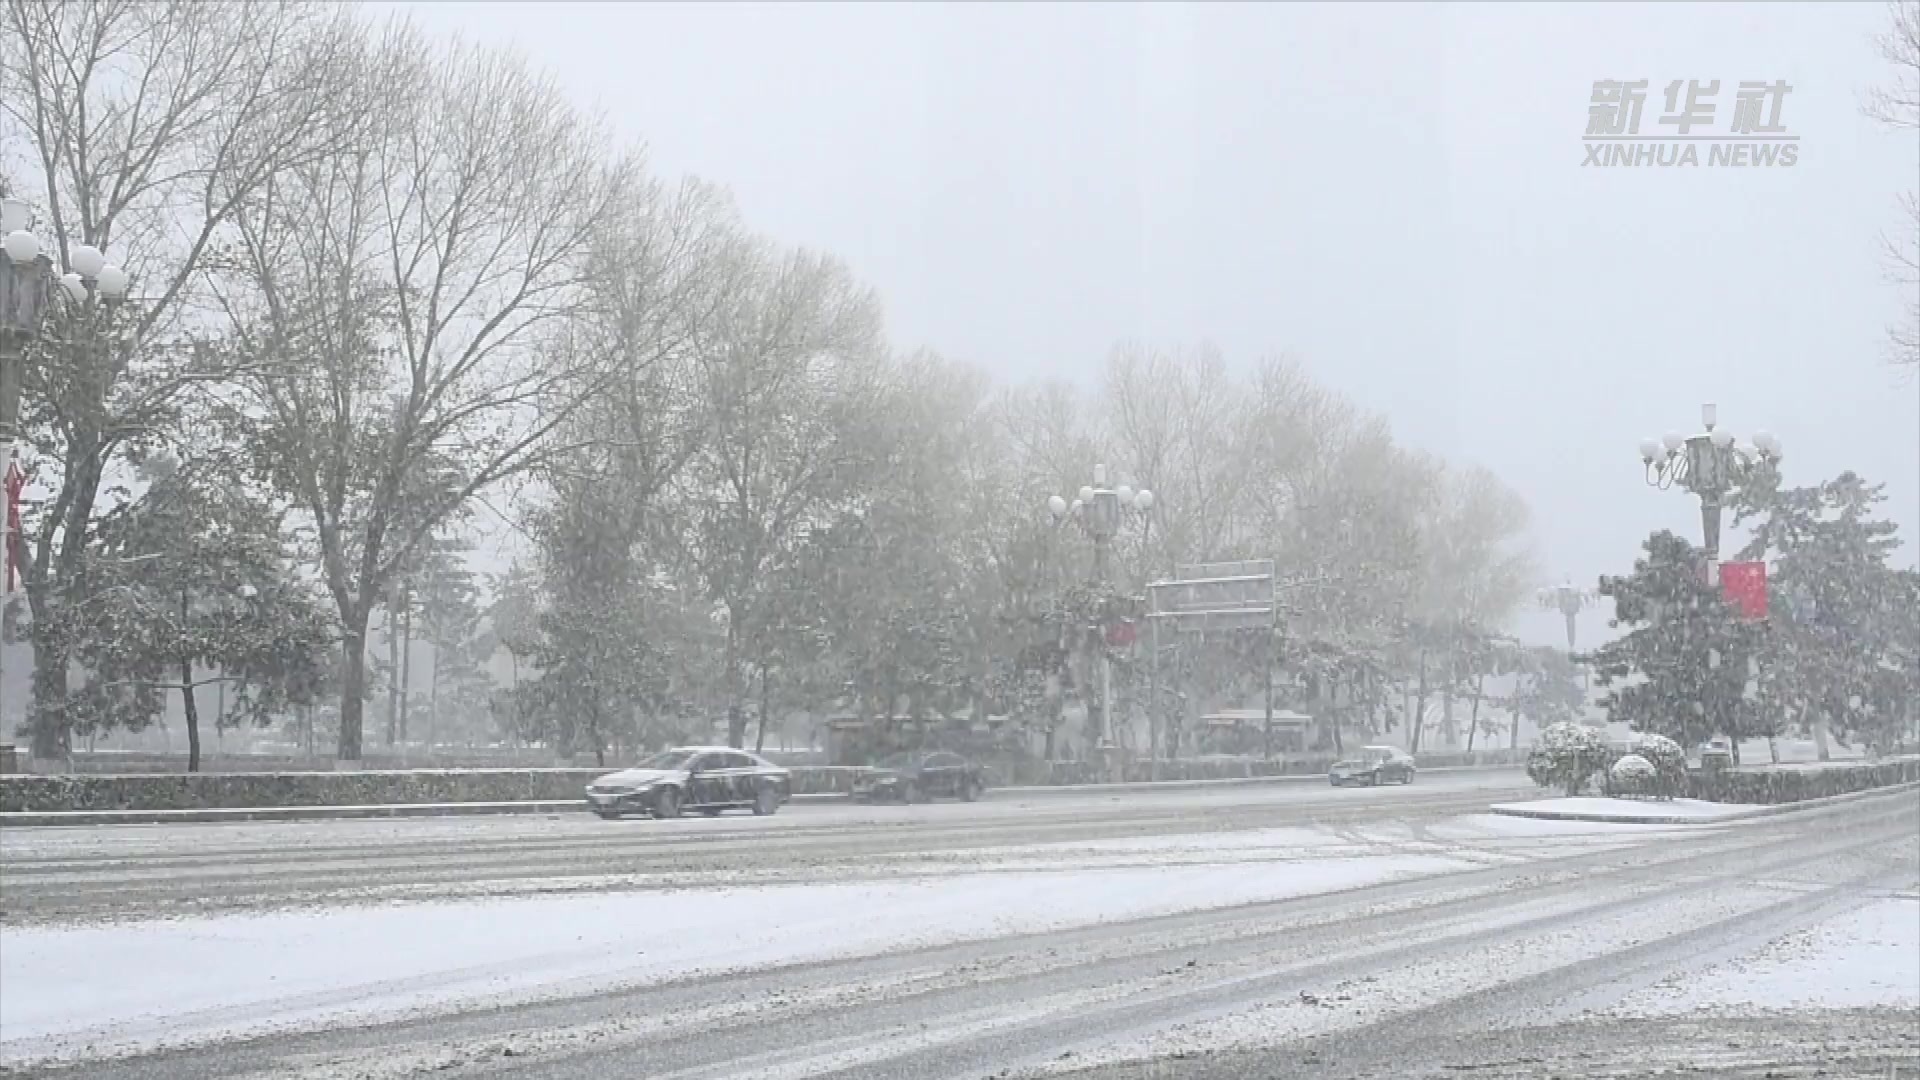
[594,808,620,820]
[753,785,779,816]
[1403,771,1414,785]
[652,787,681,820]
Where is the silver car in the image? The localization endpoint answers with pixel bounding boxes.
[587,747,791,820]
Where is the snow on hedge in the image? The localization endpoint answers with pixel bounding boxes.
[1526,722,1614,795]
[1610,754,1655,779]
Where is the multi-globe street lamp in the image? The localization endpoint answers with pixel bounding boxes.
[1537,579,1600,690]
[2,197,130,764]
[1537,580,1599,655]
[1046,464,1152,778]
[2,197,131,451]
[1047,463,1153,582]
[1639,402,1782,585]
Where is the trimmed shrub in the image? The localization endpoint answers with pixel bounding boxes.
[1628,733,1688,798]
[1607,754,1658,798]
[1527,722,1614,795]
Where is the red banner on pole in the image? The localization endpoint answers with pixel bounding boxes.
[1719,561,1767,620]
[4,449,24,591]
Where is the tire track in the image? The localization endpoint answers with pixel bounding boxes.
[17,789,1914,1079]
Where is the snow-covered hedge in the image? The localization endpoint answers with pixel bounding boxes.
[1687,757,1920,804]
[0,765,875,813]
[1526,722,1615,795]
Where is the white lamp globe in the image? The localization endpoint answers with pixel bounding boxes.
[1077,485,1095,504]
[1134,489,1153,511]
[69,244,106,279]
[1710,428,1734,448]
[1662,432,1685,453]
[2,230,40,264]
[1638,437,1661,462]
[96,264,130,298]
[1047,494,1067,518]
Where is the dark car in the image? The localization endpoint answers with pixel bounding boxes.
[586,747,791,820]
[1328,745,1416,787]
[854,751,985,804]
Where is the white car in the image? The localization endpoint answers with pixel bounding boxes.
[586,747,791,820]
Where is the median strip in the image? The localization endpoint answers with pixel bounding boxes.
[1488,781,1920,825]
[0,766,1530,827]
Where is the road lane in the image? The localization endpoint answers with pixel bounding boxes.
[0,769,1538,924]
[7,785,1911,1080]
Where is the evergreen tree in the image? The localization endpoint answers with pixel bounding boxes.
[79,455,334,770]
[1587,531,1760,750]
[1734,471,1919,754]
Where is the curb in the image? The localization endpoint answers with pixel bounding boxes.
[1487,780,1920,825]
[0,764,1530,828]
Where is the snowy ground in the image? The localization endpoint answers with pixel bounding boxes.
[0,816,1634,1068]
[4,779,1914,1080]
[1611,890,1920,1015]
[1489,796,1763,822]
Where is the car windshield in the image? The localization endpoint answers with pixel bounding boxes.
[1361,748,1395,762]
[637,750,697,770]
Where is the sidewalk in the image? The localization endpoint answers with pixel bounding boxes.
[0,766,1526,827]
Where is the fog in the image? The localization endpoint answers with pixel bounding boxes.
[372,1,1916,648]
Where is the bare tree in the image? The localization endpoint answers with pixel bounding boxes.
[0,0,372,759]
[1866,0,1920,369]
[217,31,639,761]
[1101,342,1262,570]
[661,240,888,748]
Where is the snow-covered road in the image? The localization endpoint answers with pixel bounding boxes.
[0,769,1538,923]
[2,779,1914,1079]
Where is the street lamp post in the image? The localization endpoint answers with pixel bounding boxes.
[3,198,131,448]
[1,197,130,765]
[1537,579,1599,691]
[1639,403,1782,586]
[1047,464,1152,781]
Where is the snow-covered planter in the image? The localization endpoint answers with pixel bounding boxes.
[1526,722,1615,796]
[1626,733,1687,798]
[1606,753,1658,798]
[1688,757,1920,804]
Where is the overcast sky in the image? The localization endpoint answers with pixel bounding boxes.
[383,0,1918,646]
